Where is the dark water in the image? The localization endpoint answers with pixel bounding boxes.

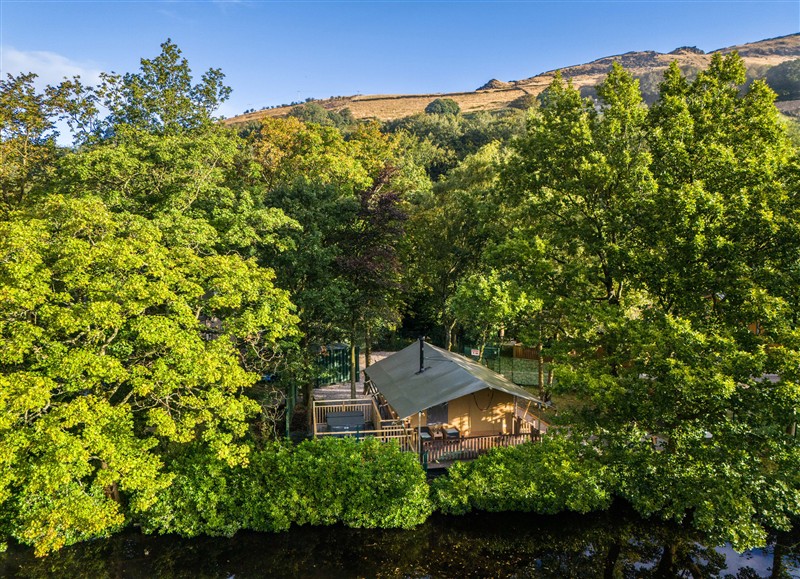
[2,507,799,578]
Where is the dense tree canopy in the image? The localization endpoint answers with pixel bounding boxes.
[485,55,800,549]
[1,41,799,557]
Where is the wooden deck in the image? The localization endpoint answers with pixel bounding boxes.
[422,432,541,466]
[312,398,416,452]
[311,398,544,467]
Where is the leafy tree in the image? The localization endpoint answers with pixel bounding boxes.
[98,39,231,136]
[0,73,94,212]
[425,97,460,115]
[507,93,538,110]
[765,58,800,101]
[0,195,299,554]
[248,118,428,397]
[288,102,356,130]
[386,109,525,180]
[404,142,505,349]
[495,55,800,549]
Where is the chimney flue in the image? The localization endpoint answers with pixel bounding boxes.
[417,336,425,374]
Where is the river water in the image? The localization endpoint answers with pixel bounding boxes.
[2,507,798,578]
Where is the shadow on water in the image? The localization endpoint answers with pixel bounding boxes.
[2,505,799,578]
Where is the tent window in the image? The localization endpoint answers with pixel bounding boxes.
[427,402,448,424]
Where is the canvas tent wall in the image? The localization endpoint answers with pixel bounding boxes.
[364,341,546,436]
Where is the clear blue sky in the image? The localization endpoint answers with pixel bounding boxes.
[1,1,798,119]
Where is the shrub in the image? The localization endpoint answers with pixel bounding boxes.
[141,438,431,538]
[765,59,800,101]
[431,436,612,516]
[290,437,431,528]
[507,94,538,110]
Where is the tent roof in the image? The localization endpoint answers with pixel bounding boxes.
[364,341,546,418]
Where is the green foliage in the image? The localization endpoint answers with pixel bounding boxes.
[765,59,800,101]
[0,73,88,212]
[288,102,356,129]
[507,93,538,110]
[404,142,506,347]
[99,39,231,135]
[142,438,431,537]
[431,436,612,516]
[139,442,294,537]
[492,53,800,550]
[425,98,460,116]
[58,123,299,259]
[386,109,525,180]
[248,118,428,356]
[0,194,299,555]
[289,437,431,528]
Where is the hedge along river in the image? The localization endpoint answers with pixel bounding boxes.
[2,506,798,578]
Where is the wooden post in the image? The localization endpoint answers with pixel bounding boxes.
[417,411,422,456]
[513,396,517,435]
[312,395,318,438]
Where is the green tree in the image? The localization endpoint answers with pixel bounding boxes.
[249,118,428,398]
[425,97,460,116]
[98,39,231,136]
[496,55,800,548]
[0,195,299,555]
[0,73,92,212]
[405,142,505,349]
[765,58,800,101]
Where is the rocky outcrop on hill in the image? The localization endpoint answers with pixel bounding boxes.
[477,79,512,91]
[669,46,705,55]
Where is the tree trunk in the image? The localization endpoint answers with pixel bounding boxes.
[603,541,621,579]
[478,326,489,359]
[771,539,785,579]
[445,318,456,352]
[655,541,677,578]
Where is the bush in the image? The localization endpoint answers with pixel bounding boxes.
[290,437,431,528]
[425,98,460,115]
[430,435,612,516]
[140,438,431,537]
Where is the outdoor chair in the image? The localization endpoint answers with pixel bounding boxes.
[443,426,460,440]
[419,426,434,443]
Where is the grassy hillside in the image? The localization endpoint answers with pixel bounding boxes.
[226,33,800,126]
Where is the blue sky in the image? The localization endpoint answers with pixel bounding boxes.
[1,1,798,119]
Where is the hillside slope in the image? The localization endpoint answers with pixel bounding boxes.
[226,33,800,126]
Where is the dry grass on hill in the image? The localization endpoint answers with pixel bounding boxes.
[225,34,799,126]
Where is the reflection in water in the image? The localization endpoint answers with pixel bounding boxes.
[2,505,798,578]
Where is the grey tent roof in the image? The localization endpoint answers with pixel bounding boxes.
[364,341,546,418]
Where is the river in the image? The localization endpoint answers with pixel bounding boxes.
[2,506,798,578]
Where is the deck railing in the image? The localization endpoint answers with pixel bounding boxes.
[311,398,542,463]
[515,405,550,434]
[311,398,415,451]
[423,432,540,464]
[312,398,378,428]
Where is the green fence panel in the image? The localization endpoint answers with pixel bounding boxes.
[315,346,360,388]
